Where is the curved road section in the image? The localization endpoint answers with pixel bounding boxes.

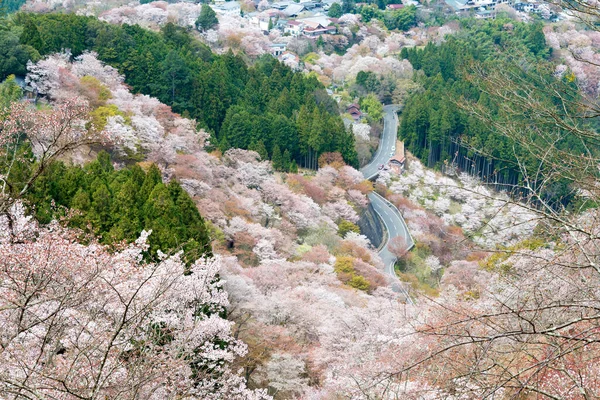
[360,105,415,304]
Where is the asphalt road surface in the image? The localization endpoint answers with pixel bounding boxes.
[360,104,400,180]
[360,105,415,304]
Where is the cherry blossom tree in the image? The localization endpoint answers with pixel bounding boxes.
[25,52,208,161]
[388,236,408,258]
[0,99,106,215]
[0,206,270,399]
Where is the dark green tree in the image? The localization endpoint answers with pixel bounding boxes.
[328,2,343,17]
[195,4,219,32]
[282,149,292,172]
[19,18,44,50]
[289,160,298,173]
[272,144,283,171]
[316,35,324,49]
[342,0,355,14]
[161,50,190,106]
[0,75,23,110]
[0,31,39,80]
[254,140,269,160]
[360,5,377,22]
[0,0,27,15]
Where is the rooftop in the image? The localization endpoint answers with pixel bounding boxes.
[283,3,305,15]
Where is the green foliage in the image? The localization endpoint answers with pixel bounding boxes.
[334,256,355,274]
[348,275,370,290]
[0,75,22,112]
[328,2,343,18]
[360,93,383,122]
[8,13,357,169]
[341,0,355,14]
[395,241,440,294]
[249,140,269,160]
[271,144,283,171]
[80,75,112,102]
[355,70,381,93]
[383,5,417,31]
[399,19,579,206]
[88,104,127,132]
[334,256,372,292]
[195,4,219,32]
[0,0,26,15]
[316,35,324,49]
[338,220,360,237]
[27,152,212,264]
[0,29,40,81]
[359,5,379,23]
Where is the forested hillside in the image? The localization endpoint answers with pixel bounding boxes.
[399,19,589,206]
[3,13,358,169]
[0,0,25,15]
[26,151,212,263]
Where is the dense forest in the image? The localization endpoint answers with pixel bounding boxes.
[399,19,588,205]
[0,0,26,15]
[2,13,358,169]
[25,151,212,263]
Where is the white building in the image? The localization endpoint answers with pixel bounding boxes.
[212,2,241,15]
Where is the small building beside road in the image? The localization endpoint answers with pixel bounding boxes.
[389,140,406,174]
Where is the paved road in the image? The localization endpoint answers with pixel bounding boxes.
[360,105,415,304]
[361,104,400,180]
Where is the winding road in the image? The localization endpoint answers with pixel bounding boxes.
[360,105,415,304]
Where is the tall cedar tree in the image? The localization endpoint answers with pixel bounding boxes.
[26,152,212,263]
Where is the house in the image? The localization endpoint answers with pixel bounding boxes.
[389,140,406,174]
[475,7,496,18]
[272,1,292,10]
[299,1,319,10]
[386,3,405,9]
[270,43,287,56]
[523,1,541,12]
[294,16,336,36]
[322,0,341,10]
[249,13,272,31]
[302,24,336,36]
[14,75,37,100]
[276,18,290,30]
[298,15,332,26]
[283,3,305,17]
[346,103,362,121]
[284,20,304,36]
[445,0,510,12]
[13,76,27,90]
[212,2,241,15]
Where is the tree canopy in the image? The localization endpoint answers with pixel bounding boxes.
[5,13,358,169]
[328,3,343,18]
[398,19,584,206]
[26,151,212,263]
[195,4,218,32]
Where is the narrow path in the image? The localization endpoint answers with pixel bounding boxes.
[360,105,414,304]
